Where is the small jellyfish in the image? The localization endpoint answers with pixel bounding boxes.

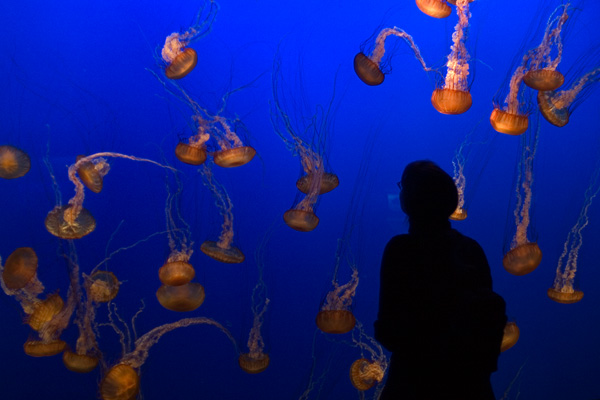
[2,247,38,290]
[503,118,542,275]
[354,27,436,86]
[88,270,120,303]
[76,155,110,193]
[100,317,237,400]
[156,282,206,312]
[348,321,388,393]
[415,0,451,19]
[500,321,520,352]
[27,293,64,331]
[23,339,67,357]
[316,269,358,334]
[547,161,600,304]
[0,145,31,179]
[63,350,100,374]
[158,259,195,287]
[538,67,600,127]
[431,0,472,115]
[174,116,210,165]
[199,164,245,263]
[160,0,219,80]
[211,116,256,168]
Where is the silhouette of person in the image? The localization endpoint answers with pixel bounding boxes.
[375,160,506,400]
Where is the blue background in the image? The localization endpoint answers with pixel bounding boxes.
[1,0,599,399]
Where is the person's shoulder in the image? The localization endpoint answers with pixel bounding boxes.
[451,229,483,248]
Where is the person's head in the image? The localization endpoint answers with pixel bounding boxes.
[399,160,458,221]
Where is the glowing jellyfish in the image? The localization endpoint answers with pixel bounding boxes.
[431,0,472,115]
[45,152,176,240]
[522,5,569,91]
[354,27,436,86]
[500,321,520,352]
[2,247,38,290]
[316,269,358,334]
[415,0,451,19]
[538,67,600,127]
[88,270,120,303]
[503,118,542,275]
[491,4,570,135]
[348,321,388,394]
[160,0,218,80]
[0,145,31,179]
[76,155,110,193]
[199,164,245,263]
[156,282,206,312]
[211,116,256,168]
[548,163,600,304]
[100,317,237,400]
[174,115,210,166]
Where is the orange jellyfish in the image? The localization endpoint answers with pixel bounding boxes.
[538,67,600,127]
[88,270,120,303]
[354,27,436,86]
[503,118,542,275]
[415,0,451,19]
[348,321,388,394]
[2,247,38,290]
[491,4,570,135]
[174,115,210,166]
[160,0,219,80]
[522,4,570,91]
[0,145,31,179]
[431,0,473,115]
[45,152,176,240]
[100,317,237,400]
[199,164,245,263]
[548,164,600,304]
[316,269,358,334]
[500,321,520,352]
[76,154,110,193]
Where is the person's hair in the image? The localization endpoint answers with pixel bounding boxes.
[399,160,458,220]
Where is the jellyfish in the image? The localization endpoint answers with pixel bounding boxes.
[27,292,64,331]
[45,152,176,240]
[0,145,31,179]
[199,163,245,263]
[415,0,451,19]
[503,116,542,275]
[491,4,570,135]
[160,0,219,80]
[100,317,237,400]
[431,0,473,115]
[174,115,210,166]
[2,247,38,291]
[271,54,339,232]
[76,154,110,193]
[354,27,437,86]
[317,268,358,334]
[522,4,570,91]
[548,161,600,304]
[88,270,120,303]
[500,321,520,352]
[538,67,600,127]
[348,321,388,394]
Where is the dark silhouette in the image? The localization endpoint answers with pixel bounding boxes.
[375,160,507,400]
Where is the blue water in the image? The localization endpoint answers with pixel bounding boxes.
[1,1,599,399]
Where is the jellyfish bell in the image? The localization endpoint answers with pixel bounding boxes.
[353,53,385,86]
[100,363,140,400]
[45,205,96,239]
[296,173,339,195]
[165,47,198,80]
[76,155,104,193]
[537,90,569,127]
[350,358,379,391]
[88,270,120,303]
[63,350,99,373]
[175,142,207,165]
[28,293,64,331]
[315,310,356,334]
[156,282,205,312]
[415,0,452,19]
[489,108,529,136]
[503,242,542,276]
[23,339,67,357]
[238,353,270,374]
[547,287,584,304]
[212,146,256,168]
[158,260,195,286]
[431,88,472,115]
[283,209,319,232]
[500,321,520,352]
[0,145,31,179]
[449,206,467,221]
[523,69,565,91]
[2,247,38,290]
[200,241,245,264]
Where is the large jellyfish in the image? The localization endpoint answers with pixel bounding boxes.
[354,27,437,86]
[548,161,600,304]
[44,152,176,240]
[271,54,339,232]
[503,116,542,276]
[100,317,237,400]
[0,145,31,179]
[160,0,219,80]
[199,163,245,263]
[538,66,600,127]
[431,0,473,115]
[415,0,451,19]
